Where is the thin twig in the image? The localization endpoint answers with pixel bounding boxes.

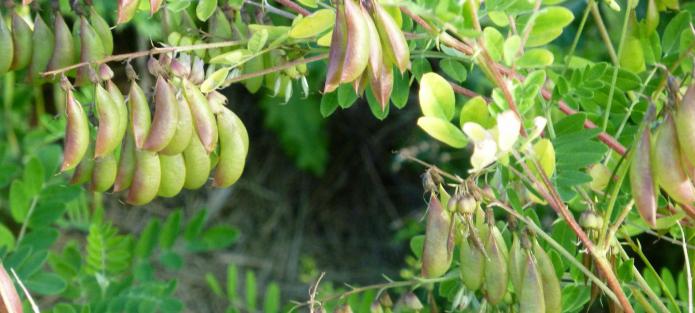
[225,54,328,84]
[275,0,311,16]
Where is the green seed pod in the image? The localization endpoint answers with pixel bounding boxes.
[579,210,602,230]
[89,7,113,56]
[654,115,695,204]
[484,225,509,305]
[160,94,194,155]
[143,76,179,152]
[324,0,347,93]
[117,0,140,25]
[339,0,370,84]
[629,128,657,227]
[368,58,393,110]
[519,253,545,313]
[0,12,13,75]
[533,241,561,313]
[509,233,524,291]
[90,153,118,192]
[371,1,410,73]
[158,154,186,197]
[363,5,382,82]
[126,150,161,205]
[212,107,249,188]
[183,133,211,189]
[11,12,32,70]
[182,79,218,154]
[47,14,76,73]
[459,234,485,291]
[61,89,90,172]
[113,129,136,192]
[27,15,55,83]
[95,84,123,158]
[421,194,453,278]
[76,17,106,86]
[676,85,695,170]
[70,143,95,185]
[107,80,129,151]
[128,81,152,149]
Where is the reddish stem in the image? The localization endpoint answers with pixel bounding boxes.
[274,0,310,16]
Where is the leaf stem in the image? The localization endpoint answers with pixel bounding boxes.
[600,2,632,131]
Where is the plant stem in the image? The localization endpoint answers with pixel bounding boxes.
[589,0,619,65]
[678,222,694,313]
[274,0,310,16]
[562,1,592,75]
[617,241,672,313]
[225,53,328,84]
[600,2,632,131]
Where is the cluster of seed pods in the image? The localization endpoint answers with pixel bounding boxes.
[629,82,695,227]
[0,6,113,84]
[60,55,249,206]
[324,0,410,109]
[419,176,561,312]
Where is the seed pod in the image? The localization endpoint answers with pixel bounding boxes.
[324,0,347,93]
[395,292,423,311]
[27,15,55,83]
[47,14,76,73]
[421,194,454,278]
[340,0,370,84]
[362,6,382,81]
[459,234,485,291]
[126,150,161,205]
[0,12,13,76]
[182,79,218,153]
[117,0,140,24]
[160,94,194,155]
[89,7,113,56]
[509,233,523,291]
[90,153,118,192]
[107,80,129,150]
[143,77,179,152]
[76,17,106,86]
[0,262,22,313]
[533,241,561,313]
[458,195,477,214]
[484,224,509,305]
[212,108,249,188]
[11,12,32,70]
[335,304,353,313]
[207,91,227,114]
[61,89,90,171]
[128,81,152,149]
[368,60,394,110]
[629,128,657,227]
[158,154,186,197]
[182,133,211,189]
[676,84,695,166]
[70,143,95,185]
[99,64,115,81]
[371,1,410,73]
[113,130,136,192]
[95,84,123,158]
[519,253,545,313]
[654,115,695,204]
[151,0,164,16]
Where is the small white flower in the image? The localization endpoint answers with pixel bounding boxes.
[495,111,521,153]
[463,122,497,173]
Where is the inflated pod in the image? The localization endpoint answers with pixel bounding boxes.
[90,153,118,192]
[76,17,106,85]
[519,253,545,313]
[95,84,122,158]
[113,130,136,192]
[61,90,90,171]
[27,15,54,83]
[324,0,347,92]
[653,115,695,204]
[533,241,561,313]
[0,263,22,313]
[207,91,227,114]
[47,14,76,73]
[143,76,179,152]
[70,143,95,185]
[0,12,13,76]
[421,195,453,278]
[89,7,114,56]
[629,128,657,227]
[160,94,194,155]
[362,5,382,81]
[126,150,161,205]
[371,1,410,73]
[212,108,249,188]
[190,57,205,85]
[369,60,394,110]
[484,224,509,305]
[158,154,186,197]
[340,0,370,84]
[182,79,218,153]
[676,84,695,166]
[509,233,524,291]
[182,133,211,189]
[107,80,129,152]
[460,234,485,291]
[11,12,32,70]
[117,0,140,25]
[128,81,152,149]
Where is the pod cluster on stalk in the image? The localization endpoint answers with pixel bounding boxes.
[0,6,113,84]
[60,55,249,206]
[629,82,695,227]
[324,0,410,110]
[418,176,561,311]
